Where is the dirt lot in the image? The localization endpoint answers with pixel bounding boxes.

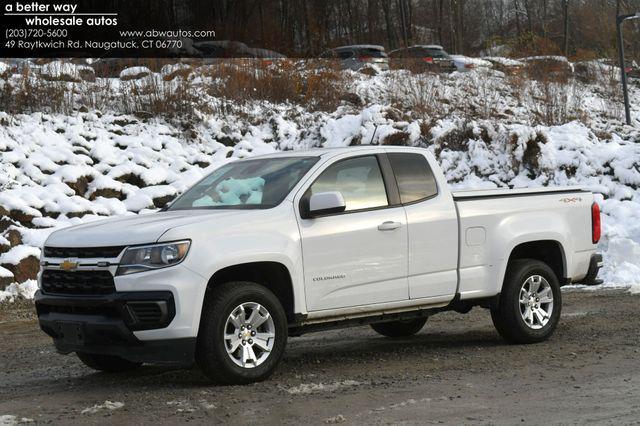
[1,289,639,425]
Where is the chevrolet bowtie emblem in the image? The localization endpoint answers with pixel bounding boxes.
[60,259,79,271]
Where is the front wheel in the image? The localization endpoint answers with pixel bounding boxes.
[491,259,562,344]
[371,317,428,338]
[196,282,288,385]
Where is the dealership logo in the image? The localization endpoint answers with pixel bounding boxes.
[60,259,79,271]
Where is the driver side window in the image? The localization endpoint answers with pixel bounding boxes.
[309,156,388,212]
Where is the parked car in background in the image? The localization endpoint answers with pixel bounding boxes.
[319,45,389,72]
[388,45,456,73]
[450,55,493,72]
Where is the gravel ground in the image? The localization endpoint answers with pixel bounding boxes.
[1,289,639,425]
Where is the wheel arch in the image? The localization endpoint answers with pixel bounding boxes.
[204,261,296,324]
[506,240,567,284]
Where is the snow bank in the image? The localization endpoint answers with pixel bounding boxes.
[0,60,639,298]
[0,280,37,302]
[482,57,525,67]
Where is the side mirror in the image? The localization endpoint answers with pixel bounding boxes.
[308,192,346,217]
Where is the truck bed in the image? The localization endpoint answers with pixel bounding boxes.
[452,186,596,300]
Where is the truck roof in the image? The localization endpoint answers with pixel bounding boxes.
[331,45,385,51]
[250,146,427,160]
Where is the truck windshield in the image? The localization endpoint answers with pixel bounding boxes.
[168,156,319,210]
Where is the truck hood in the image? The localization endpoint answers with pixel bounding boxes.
[45,210,243,248]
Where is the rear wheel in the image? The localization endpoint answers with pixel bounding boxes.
[196,282,288,385]
[370,317,427,338]
[491,259,562,344]
[76,352,142,372]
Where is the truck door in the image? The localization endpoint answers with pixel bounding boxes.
[297,154,409,312]
[386,152,459,299]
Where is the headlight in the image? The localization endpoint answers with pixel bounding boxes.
[116,241,190,276]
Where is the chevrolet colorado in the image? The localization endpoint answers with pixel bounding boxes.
[35,146,603,384]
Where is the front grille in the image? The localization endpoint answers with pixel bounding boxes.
[43,246,125,258]
[41,270,116,295]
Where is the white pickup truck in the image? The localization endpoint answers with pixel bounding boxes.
[36,146,602,384]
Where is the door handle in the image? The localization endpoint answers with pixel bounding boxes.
[378,221,402,231]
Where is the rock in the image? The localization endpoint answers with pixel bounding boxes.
[77,65,96,82]
[40,61,82,82]
[2,255,39,283]
[359,66,379,76]
[152,194,176,208]
[64,175,93,197]
[0,272,13,288]
[114,173,146,188]
[119,66,152,81]
[340,92,363,106]
[323,415,346,424]
[0,61,10,79]
[89,188,126,201]
[65,211,93,219]
[7,210,35,227]
[3,228,22,247]
[0,216,18,233]
[161,63,193,81]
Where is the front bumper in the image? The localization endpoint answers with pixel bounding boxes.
[581,253,604,286]
[35,290,196,364]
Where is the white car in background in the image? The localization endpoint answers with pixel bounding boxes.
[450,54,494,72]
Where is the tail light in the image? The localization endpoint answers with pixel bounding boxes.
[464,63,475,69]
[625,66,632,74]
[423,57,434,64]
[358,56,372,62]
[591,202,601,244]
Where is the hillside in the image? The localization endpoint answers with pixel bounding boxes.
[0,59,639,300]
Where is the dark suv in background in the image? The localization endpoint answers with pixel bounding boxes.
[389,45,456,73]
[319,45,390,71]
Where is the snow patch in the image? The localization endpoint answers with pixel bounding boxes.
[0,415,33,425]
[0,280,38,302]
[81,401,124,414]
[286,380,362,395]
[0,246,40,265]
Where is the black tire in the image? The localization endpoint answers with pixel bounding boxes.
[370,317,428,338]
[196,281,288,385]
[76,352,142,372]
[491,259,562,344]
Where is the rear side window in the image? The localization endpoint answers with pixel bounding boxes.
[425,49,449,59]
[358,48,387,58]
[388,153,438,204]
